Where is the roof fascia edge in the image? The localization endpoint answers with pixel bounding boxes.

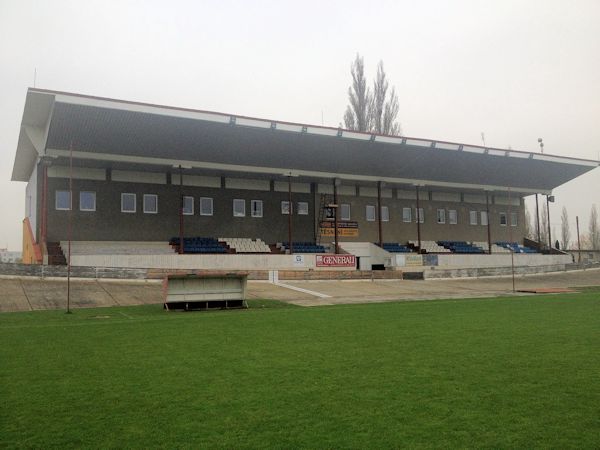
[54,93,231,124]
[45,148,552,195]
[12,90,56,181]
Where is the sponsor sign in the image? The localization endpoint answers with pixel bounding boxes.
[320,221,359,229]
[319,221,359,237]
[320,228,359,237]
[293,254,305,267]
[404,254,423,266]
[316,254,356,267]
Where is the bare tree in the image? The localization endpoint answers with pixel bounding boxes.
[344,55,401,135]
[524,205,533,239]
[579,232,591,250]
[371,61,401,135]
[560,206,571,250]
[540,202,548,246]
[590,204,600,249]
[344,54,372,132]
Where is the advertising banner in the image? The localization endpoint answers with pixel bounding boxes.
[320,228,359,237]
[319,221,359,237]
[316,254,356,267]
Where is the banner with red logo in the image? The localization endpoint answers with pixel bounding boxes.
[316,255,356,268]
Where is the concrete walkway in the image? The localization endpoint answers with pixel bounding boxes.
[0,277,163,313]
[250,269,600,306]
[0,268,598,312]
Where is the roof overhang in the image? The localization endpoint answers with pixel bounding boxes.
[12,88,600,195]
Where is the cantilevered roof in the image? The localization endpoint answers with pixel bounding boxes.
[12,88,599,194]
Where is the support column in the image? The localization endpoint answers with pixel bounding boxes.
[40,161,49,247]
[333,179,339,254]
[288,175,293,254]
[178,165,184,255]
[415,185,422,251]
[377,181,383,248]
[546,195,552,249]
[535,194,541,244]
[485,191,492,254]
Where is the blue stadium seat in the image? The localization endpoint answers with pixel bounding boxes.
[170,236,228,254]
[437,241,485,254]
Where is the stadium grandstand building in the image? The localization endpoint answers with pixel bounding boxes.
[11,88,599,271]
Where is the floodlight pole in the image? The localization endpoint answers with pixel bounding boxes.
[576,215,581,264]
[536,139,544,248]
[546,195,552,249]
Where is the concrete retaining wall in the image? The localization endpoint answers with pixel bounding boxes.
[70,254,319,271]
[0,263,401,281]
[423,264,568,279]
[277,270,403,280]
[398,253,572,269]
[0,263,148,279]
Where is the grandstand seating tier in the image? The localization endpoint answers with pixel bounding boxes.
[379,243,413,253]
[219,237,271,253]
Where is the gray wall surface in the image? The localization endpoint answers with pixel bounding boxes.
[45,177,316,243]
[43,171,525,245]
[334,194,525,244]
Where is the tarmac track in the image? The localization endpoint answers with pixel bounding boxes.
[0,268,598,312]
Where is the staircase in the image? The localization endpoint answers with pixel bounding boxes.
[46,242,66,265]
[316,194,332,247]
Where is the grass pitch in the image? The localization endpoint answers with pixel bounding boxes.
[1,293,600,448]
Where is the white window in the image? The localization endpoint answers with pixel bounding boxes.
[366,205,376,221]
[437,209,446,224]
[402,207,411,223]
[480,211,488,226]
[414,208,424,223]
[121,193,136,213]
[56,190,71,210]
[80,191,96,212]
[143,194,158,214]
[511,212,518,227]
[381,206,389,222]
[281,201,292,215]
[251,200,263,218]
[448,209,457,225]
[233,199,246,217]
[340,204,351,221]
[500,212,507,226]
[469,210,478,225]
[182,196,194,215]
[200,197,213,216]
[297,202,309,215]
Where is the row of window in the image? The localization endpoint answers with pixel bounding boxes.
[55,191,518,226]
[352,205,517,227]
[55,191,310,217]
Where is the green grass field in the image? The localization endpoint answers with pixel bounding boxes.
[1,292,600,449]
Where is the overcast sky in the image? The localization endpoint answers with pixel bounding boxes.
[1,0,599,250]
